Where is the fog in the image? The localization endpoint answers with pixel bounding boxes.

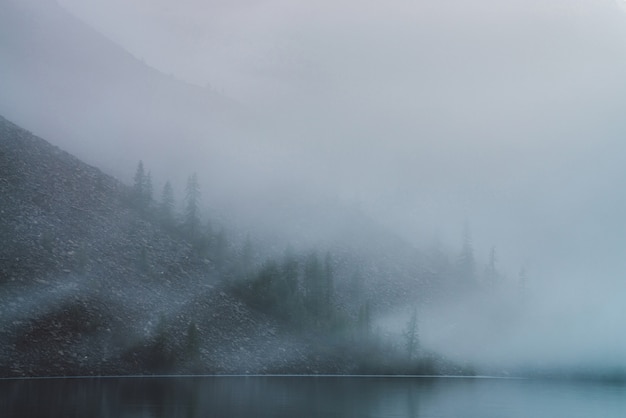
[4,0,626,373]
[52,0,626,271]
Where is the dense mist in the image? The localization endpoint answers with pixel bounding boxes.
[3,0,626,375]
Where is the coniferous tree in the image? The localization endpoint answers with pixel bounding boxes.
[241,234,254,278]
[323,252,334,312]
[403,307,419,361]
[185,321,201,362]
[132,161,152,210]
[132,160,146,206]
[183,173,201,238]
[484,246,498,288]
[159,181,176,228]
[280,248,300,307]
[144,170,153,207]
[303,251,335,325]
[304,252,324,319]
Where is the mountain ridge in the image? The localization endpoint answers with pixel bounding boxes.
[0,0,250,183]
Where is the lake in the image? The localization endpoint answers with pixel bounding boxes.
[2,375,626,417]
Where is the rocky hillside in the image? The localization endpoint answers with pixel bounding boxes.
[0,115,469,377]
[0,115,324,377]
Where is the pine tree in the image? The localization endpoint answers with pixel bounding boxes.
[132,160,146,207]
[281,247,299,299]
[183,173,201,238]
[159,181,176,228]
[241,234,254,278]
[144,170,153,207]
[303,252,335,324]
[403,307,419,361]
[304,252,324,318]
[132,161,152,210]
[484,246,498,288]
[185,321,201,362]
[323,252,334,310]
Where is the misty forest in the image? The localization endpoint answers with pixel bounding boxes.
[3,0,626,384]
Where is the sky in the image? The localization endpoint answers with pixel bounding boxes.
[46,0,626,281]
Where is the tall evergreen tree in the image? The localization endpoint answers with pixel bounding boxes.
[281,247,299,299]
[304,252,324,319]
[323,252,334,309]
[241,234,254,278]
[132,160,152,210]
[303,252,335,323]
[185,321,201,362]
[144,170,153,206]
[132,160,146,206]
[183,173,201,238]
[403,307,419,361]
[159,181,176,227]
[484,246,499,288]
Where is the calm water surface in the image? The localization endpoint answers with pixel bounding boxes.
[2,375,626,417]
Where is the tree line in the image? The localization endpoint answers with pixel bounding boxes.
[128,161,528,375]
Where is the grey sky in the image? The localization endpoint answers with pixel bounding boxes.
[38,0,626,280]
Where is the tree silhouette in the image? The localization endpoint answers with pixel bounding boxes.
[183,173,201,238]
[403,307,419,361]
[132,160,152,210]
[159,181,176,228]
[484,246,499,288]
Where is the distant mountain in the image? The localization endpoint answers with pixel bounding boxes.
[0,0,251,182]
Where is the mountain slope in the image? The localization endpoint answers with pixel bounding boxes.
[1,115,470,377]
[0,0,249,182]
[0,115,308,377]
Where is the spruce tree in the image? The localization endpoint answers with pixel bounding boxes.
[144,170,153,207]
[132,160,146,207]
[132,161,153,210]
[159,181,176,227]
[323,252,334,311]
[403,307,419,361]
[304,252,323,318]
[484,246,498,288]
[183,173,201,238]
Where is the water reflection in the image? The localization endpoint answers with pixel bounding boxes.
[3,376,626,418]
